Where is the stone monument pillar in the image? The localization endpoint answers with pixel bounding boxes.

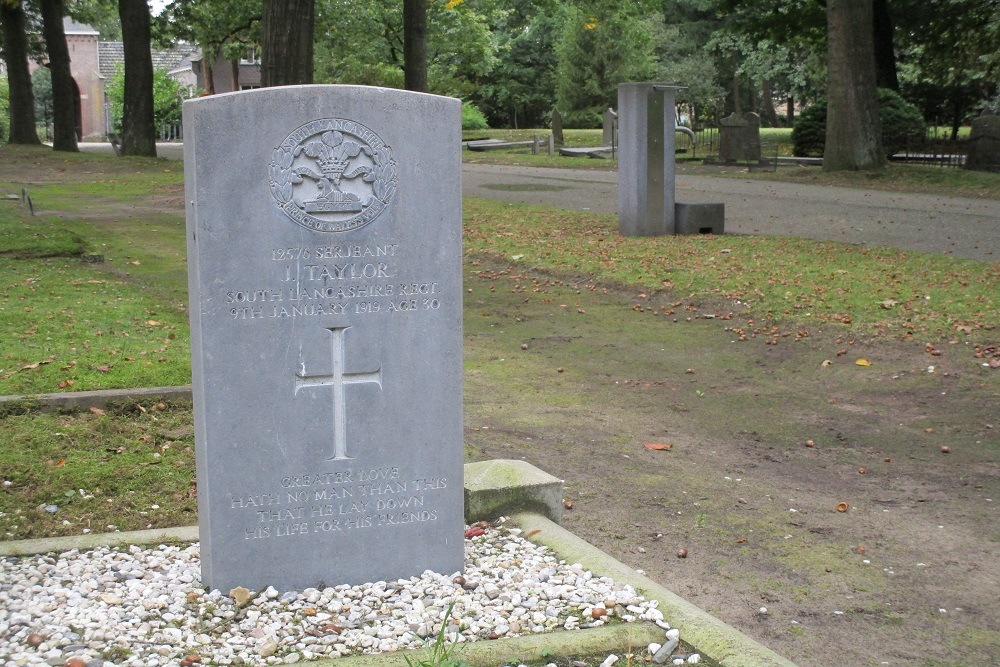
[617,83,685,236]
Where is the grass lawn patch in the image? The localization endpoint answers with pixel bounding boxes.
[463,198,998,347]
[0,400,197,540]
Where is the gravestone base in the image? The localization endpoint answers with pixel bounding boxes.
[464,459,564,525]
[675,202,725,235]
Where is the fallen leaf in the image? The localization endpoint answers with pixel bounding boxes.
[464,526,486,538]
[836,502,849,513]
[644,443,673,451]
[855,358,871,366]
[97,365,110,372]
[89,406,106,416]
[525,529,541,538]
[229,587,253,605]
[821,360,833,367]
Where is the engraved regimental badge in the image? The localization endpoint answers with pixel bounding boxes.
[269,119,398,233]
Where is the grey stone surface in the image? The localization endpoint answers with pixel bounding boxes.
[602,107,617,146]
[184,85,464,593]
[965,114,1000,172]
[0,386,191,413]
[551,109,564,146]
[617,83,684,236]
[675,202,725,235]
[464,459,564,524]
[719,112,762,162]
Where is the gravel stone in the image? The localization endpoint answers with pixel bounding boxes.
[0,526,670,666]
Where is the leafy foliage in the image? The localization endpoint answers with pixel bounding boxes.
[793,89,927,158]
[472,2,561,128]
[31,68,53,136]
[104,67,186,133]
[555,1,655,127]
[461,101,489,130]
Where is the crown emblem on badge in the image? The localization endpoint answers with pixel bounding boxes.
[269,119,397,233]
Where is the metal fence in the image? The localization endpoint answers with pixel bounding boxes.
[687,125,969,168]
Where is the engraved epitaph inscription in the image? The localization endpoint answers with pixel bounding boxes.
[294,327,382,460]
[269,119,398,233]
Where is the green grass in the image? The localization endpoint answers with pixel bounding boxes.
[464,198,998,344]
[0,401,197,540]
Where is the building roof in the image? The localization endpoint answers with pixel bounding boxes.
[98,41,199,79]
[63,18,99,36]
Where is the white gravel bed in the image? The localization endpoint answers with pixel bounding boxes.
[0,525,685,667]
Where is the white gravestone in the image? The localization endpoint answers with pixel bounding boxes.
[184,85,464,593]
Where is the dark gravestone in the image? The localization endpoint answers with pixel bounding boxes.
[965,115,1000,172]
[551,109,564,146]
[184,85,464,593]
[719,111,762,162]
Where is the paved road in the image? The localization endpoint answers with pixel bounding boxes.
[79,144,998,262]
[462,163,999,262]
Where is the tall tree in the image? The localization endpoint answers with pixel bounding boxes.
[555,1,656,127]
[0,0,41,145]
[824,0,884,170]
[39,0,79,151]
[117,0,156,156]
[261,0,314,86]
[403,0,427,91]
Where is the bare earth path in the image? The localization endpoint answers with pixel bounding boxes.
[459,163,999,666]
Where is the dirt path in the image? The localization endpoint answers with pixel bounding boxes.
[462,163,1000,262]
[461,260,999,667]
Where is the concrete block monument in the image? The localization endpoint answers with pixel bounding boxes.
[618,83,724,237]
[184,86,464,592]
[617,83,685,236]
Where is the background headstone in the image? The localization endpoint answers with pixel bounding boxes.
[719,111,762,162]
[964,114,1000,172]
[602,107,617,146]
[184,85,464,593]
[551,109,564,146]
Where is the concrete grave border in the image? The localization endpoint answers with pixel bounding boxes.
[0,452,796,667]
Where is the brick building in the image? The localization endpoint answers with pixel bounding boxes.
[25,19,258,140]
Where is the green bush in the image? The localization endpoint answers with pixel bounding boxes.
[561,108,603,129]
[792,89,927,158]
[461,101,489,131]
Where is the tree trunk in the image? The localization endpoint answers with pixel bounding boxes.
[39,0,78,151]
[760,80,779,127]
[403,0,427,92]
[872,0,898,91]
[261,0,315,87]
[0,1,41,145]
[824,0,885,171]
[203,57,216,95]
[786,96,795,126]
[231,59,240,91]
[118,0,157,156]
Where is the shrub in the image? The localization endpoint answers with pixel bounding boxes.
[461,101,489,131]
[792,88,927,158]
[561,108,603,129]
